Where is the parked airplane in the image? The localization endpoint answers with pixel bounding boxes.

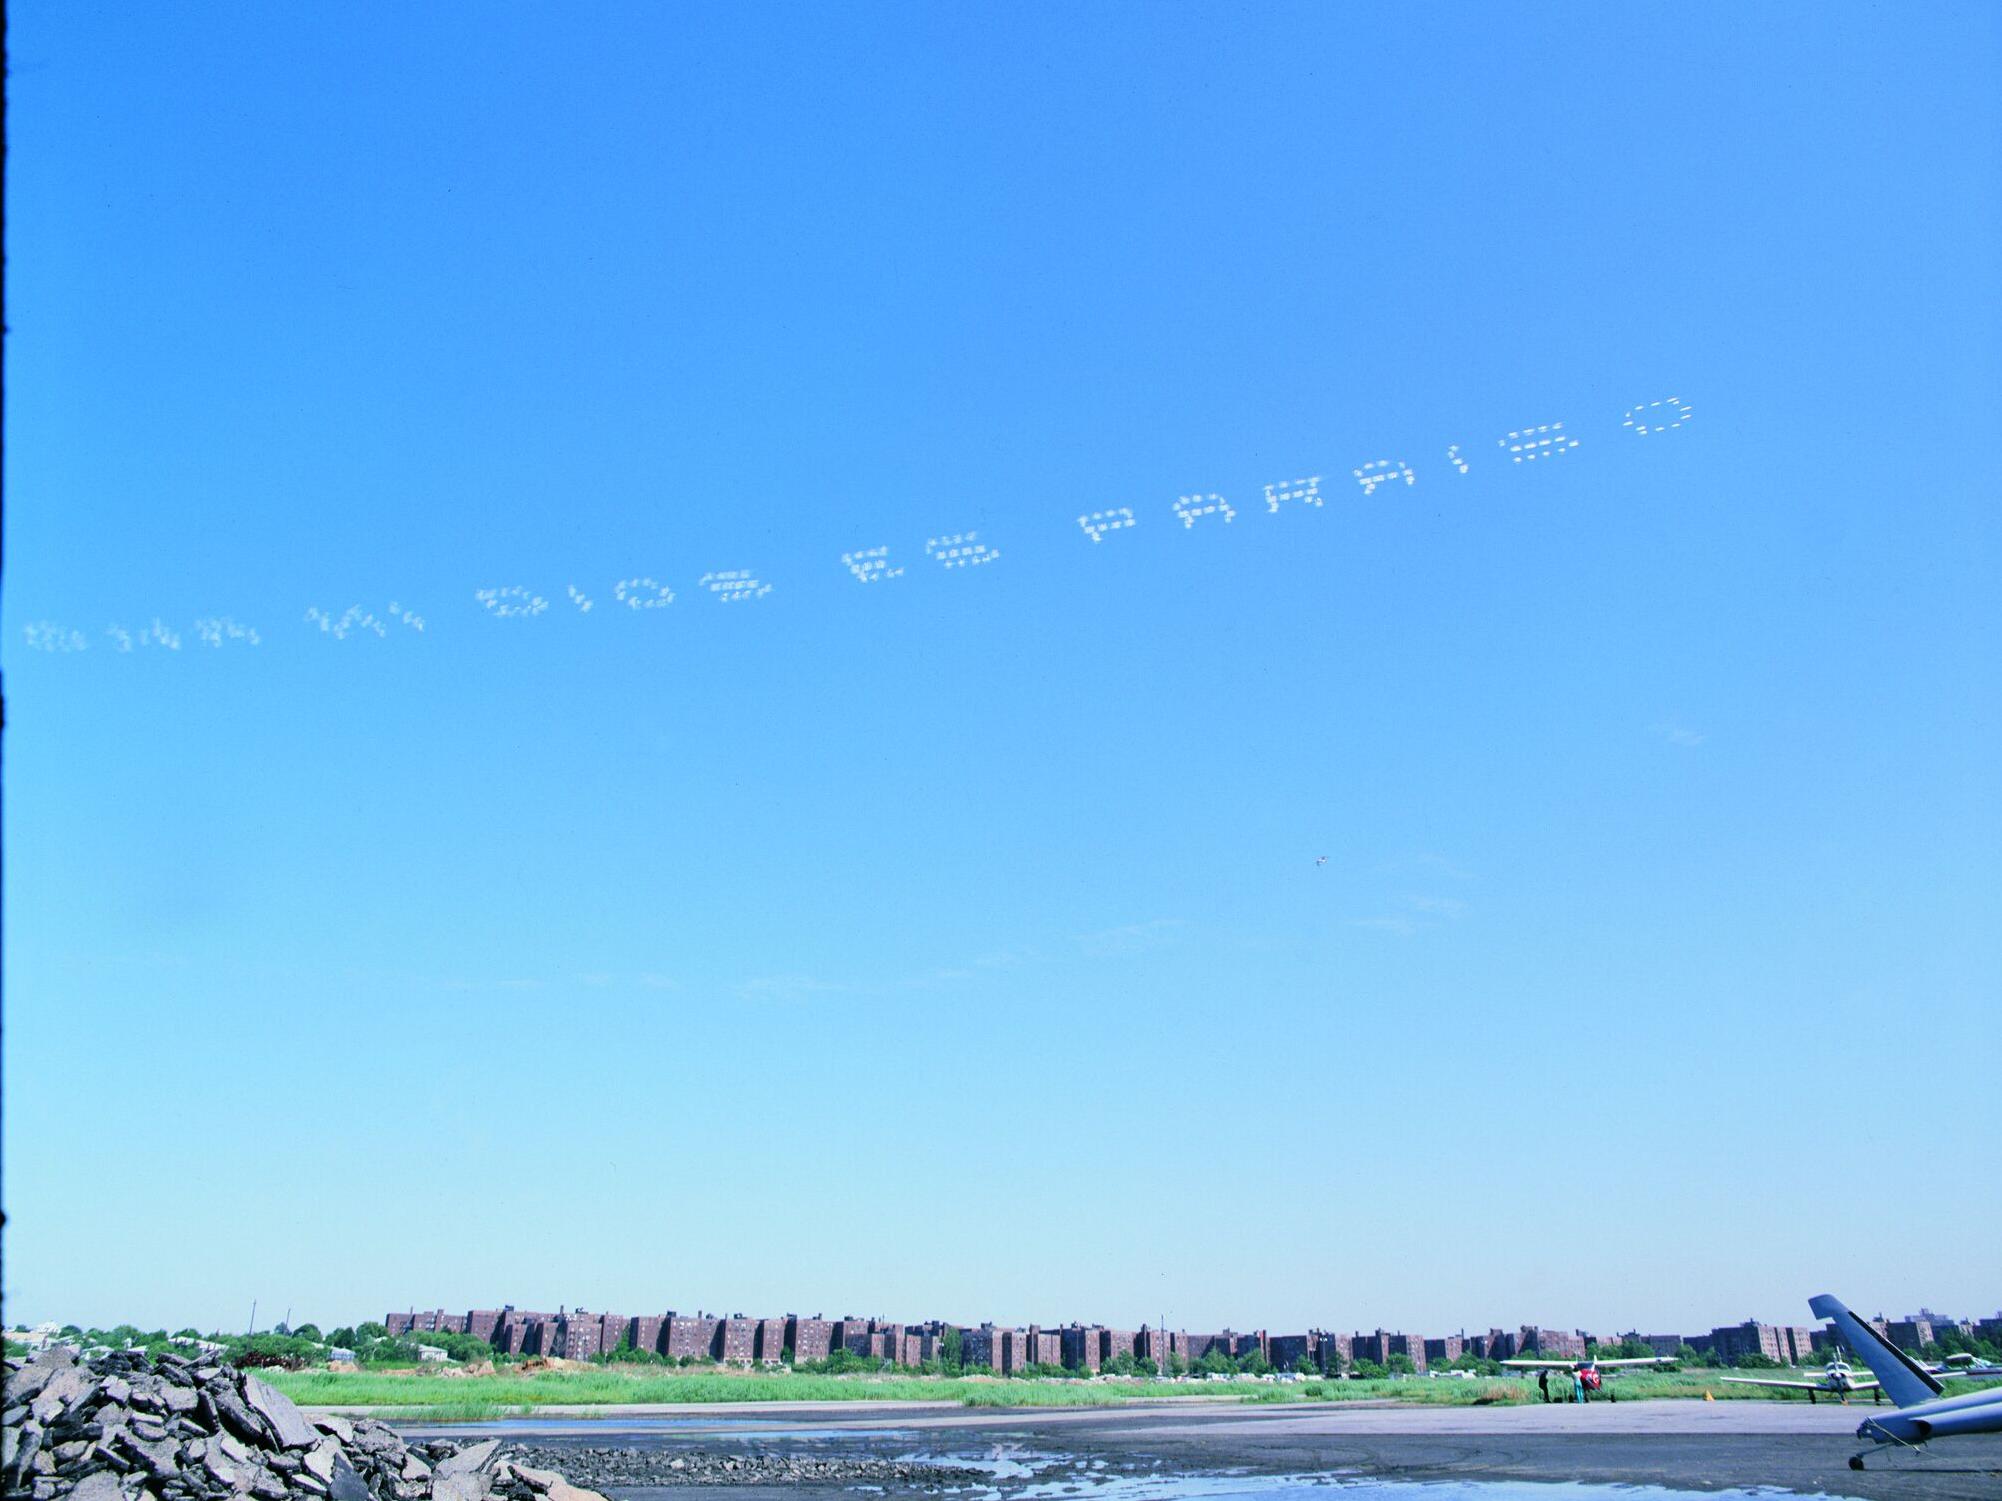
[1501,1354,1676,1374]
[1500,1352,1674,1393]
[1721,1359,1882,1404]
[1935,1351,2002,1378]
[1810,1293,2002,1470]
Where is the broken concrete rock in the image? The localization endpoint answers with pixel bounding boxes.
[241,1383,316,1453]
[65,1474,124,1501]
[3,1348,593,1501]
[426,1444,495,1483]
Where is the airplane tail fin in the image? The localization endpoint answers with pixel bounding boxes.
[1808,1294,1942,1407]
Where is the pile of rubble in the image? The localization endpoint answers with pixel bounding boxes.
[1,1349,602,1501]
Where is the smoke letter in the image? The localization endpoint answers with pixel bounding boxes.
[841,547,903,583]
[1263,476,1323,513]
[1352,460,1415,497]
[1622,396,1693,436]
[1496,423,1578,464]
[926,533,1000,569]
[1077,508,1136,544]
[1172,493,1236,529]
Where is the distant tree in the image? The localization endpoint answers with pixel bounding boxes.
[1350,1358,1387,1380]
[326,1328,357,1350]
[799,1348,873,1375]
[293,1324,323,1344]
[355,1322,388,1344]
[939,1326,964,1374]
[1195,1347,1237,1376]
[1673,1344,1705,1367]
[1732,1352,1781,1370]
[1385,1353,1415,1375]
[597,1340,663,1366]
[1293,1356,1316,1376]
[175,1328,203,1342]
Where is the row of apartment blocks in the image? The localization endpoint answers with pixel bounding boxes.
[382,1305,1997,1372]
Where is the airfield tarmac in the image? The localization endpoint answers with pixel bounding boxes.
[391,1396,2002,1501]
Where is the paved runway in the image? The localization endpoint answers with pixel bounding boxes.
[382,1398,2002,1501]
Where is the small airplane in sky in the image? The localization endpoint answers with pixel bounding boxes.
[1721,1358,1882,1403]
[1810,1292,2002,1470]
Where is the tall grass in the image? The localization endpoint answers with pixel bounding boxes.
[266,1364,1818,1413]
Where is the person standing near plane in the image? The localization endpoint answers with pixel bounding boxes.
[1572,1371,1586,1404]
[1538,1370,1550,1403]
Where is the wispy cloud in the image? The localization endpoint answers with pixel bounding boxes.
[898,965,978,990]
[1651,719,1706,748]
[735,973,851,1002]
[1404,893,1467,918]
[1381,851,1476,882]
[636,972,679,991]
[1352,892,1469,937]
[1349,916,1420,937]
[1077,918,1185,958]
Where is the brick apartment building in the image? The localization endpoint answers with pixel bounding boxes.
[1267,1333,1314,1370]
[378,1295,1989,1378]
[787,1316,833,1363]
[1516,1326,1585,1359]
[959,1324,1006,1372]
[666,1315,721,1360]
[1706,1320,1788,1365]
[719,1317,758,1365]
[1061,1324,1105,1372]
[755,1318,789,1364]
[832,1318,871,1357]
[1423,1335,1463,1367]
[1885,1319,1934,1353]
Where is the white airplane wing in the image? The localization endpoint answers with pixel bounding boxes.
[1592,1356,1676,1366]
[1720,1375,1876,1392]
[1500,1359,1576,1369]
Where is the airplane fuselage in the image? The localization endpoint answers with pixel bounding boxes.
[1858,1386,2002,1446]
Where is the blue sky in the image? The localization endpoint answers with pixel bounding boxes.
[6,2,1998,1338]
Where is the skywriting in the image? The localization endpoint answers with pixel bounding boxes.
[20,394,1692,664]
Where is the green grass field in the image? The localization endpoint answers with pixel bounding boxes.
[265,1362,1866,1417]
